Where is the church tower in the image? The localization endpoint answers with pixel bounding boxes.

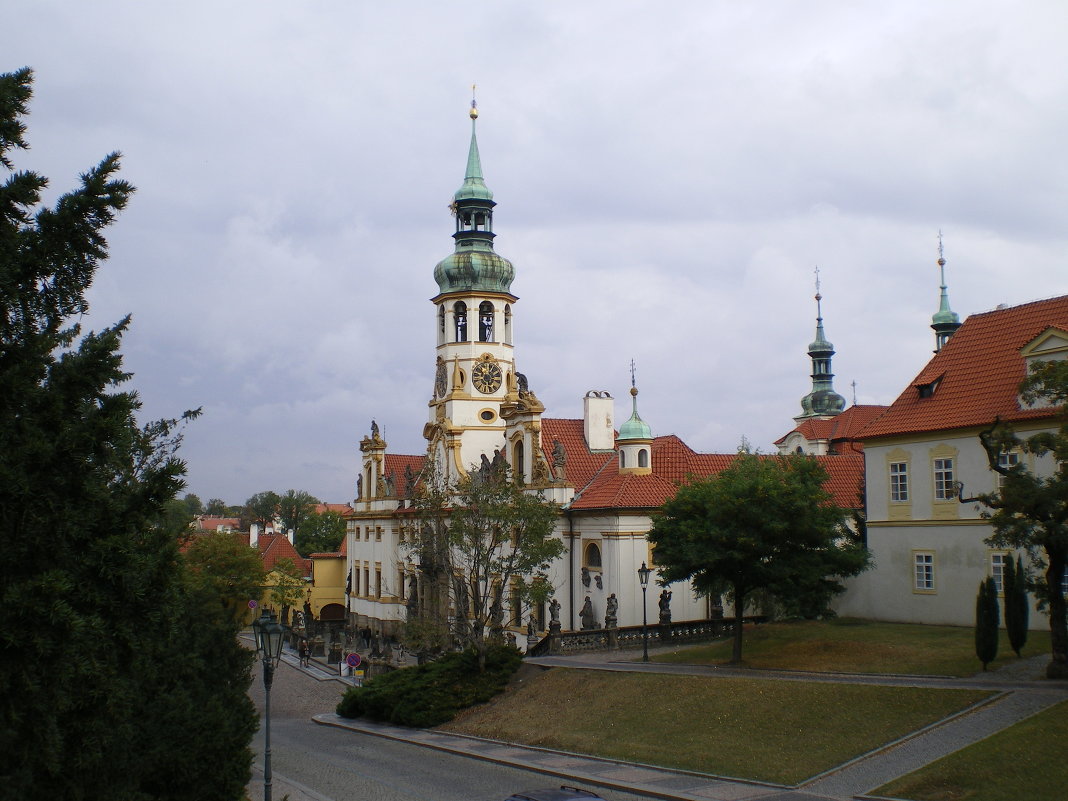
[424,97,525,481]
[796,271,846,422]
[930,233,961,353]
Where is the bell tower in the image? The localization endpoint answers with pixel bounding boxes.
[425,95,520,481]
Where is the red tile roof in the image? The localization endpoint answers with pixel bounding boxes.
[774,405,888,452]
[539,420,863,512]
[315,502,353,515]
[258,534,311,575]
[859,295,1068,439]
[194,516,242,532]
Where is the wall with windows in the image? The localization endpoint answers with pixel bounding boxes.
[837,425,1053,628]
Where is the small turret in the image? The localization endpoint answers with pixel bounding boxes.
[618,363,652,475]
[797,269,846,420]
[931,232,961,353]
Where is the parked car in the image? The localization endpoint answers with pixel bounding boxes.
[503,788,605,801]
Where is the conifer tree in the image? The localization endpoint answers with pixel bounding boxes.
[0,68,255,800]
[1003,554,1029,658]
[975,577,1000,670]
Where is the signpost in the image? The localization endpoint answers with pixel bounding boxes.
[344,652,363,685]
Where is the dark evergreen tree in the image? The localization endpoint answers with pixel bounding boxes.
[0,68,255,800]
[975,576,1000,670]
[1003,554,1029,658]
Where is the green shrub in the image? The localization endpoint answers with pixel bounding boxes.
[336,644,522,727]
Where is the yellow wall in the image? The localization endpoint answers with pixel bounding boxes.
[308,556,346,619]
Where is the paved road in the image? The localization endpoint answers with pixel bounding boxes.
[247,644,1068,801]
[247,654,659,801]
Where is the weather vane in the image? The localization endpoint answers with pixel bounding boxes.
[630,359,637,389]
[470,83,478,119]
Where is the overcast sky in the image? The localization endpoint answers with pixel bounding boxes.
[8,1,1067,506]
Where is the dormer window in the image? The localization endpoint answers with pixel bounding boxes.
[916,376,943,398]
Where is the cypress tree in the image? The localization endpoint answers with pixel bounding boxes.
[975,576,1000,670]
[1003,555,1030,657]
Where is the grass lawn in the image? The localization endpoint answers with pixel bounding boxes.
[875,700,1068,801]
[651,618,1053,677]
[441,668,992,786]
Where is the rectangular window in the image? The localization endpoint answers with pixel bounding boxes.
[375,526,382,542]
[890,462,909,502]
[363,566,369,596]
[990,552,1009,594]
[998,451,1019,489]
[933,458,955,500]
[375,568,382,598]
[914,552,935,592]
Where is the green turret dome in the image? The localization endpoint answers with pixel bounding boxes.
[433,249,515,294]
[618,387,652,440]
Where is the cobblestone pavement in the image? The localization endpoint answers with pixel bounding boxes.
[249,640,1068,801]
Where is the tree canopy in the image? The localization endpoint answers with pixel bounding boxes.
[296,508,347,555]
[0,68,255,800]
[407,460,561,670]
[277,488,318,537]
[648,448,870,663]
[979,358,1068,678]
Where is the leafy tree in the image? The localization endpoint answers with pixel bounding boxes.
[183,530,266,623]
[181,492,204,516]
[1003,555,1029,658]
[648,448,870,664]
[407,460,561,670]
[243,489,280,529]
[0,68,254,800]
[975,576,1000,670]
[205,497,229,516]
[444,464,561,670]
[979,358,1068,678]
[277,488,318,538]
[268,556,307,621]
[297,508,347,555]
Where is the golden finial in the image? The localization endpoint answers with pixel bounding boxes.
[470,84,478,119]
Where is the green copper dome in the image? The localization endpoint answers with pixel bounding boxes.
[618,387,652,440]
[433,249,515,294]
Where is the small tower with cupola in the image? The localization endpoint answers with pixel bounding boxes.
[796,269,846,422]
[931,232,961,353]
[617,364,653,475]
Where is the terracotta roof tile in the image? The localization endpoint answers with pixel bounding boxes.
[314,502,353,515]
[539,418,615,494]
[258,534,311,575]
[859,295,1068,439]
[774,405,888,450]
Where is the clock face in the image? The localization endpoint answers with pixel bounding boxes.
[471,360,503,394]
[434,361,448,398]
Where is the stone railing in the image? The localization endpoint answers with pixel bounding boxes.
[527,616,767,657]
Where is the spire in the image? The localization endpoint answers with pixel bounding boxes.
[798,267,846,420]
[433,90,515,296]
[618,361,653,441]
[931,231,961,353]
[455,87,492,202]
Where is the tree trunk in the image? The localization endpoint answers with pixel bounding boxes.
[731,591,745,664]
[1045,556,1068,679]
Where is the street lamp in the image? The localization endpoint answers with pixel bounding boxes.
[252,611,286,801]
[637,561,651,663]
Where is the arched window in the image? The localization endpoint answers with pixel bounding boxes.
[438,304,445,335]
[504,305,512,344]
[479,301,494,342]
[638,449,648,468]
[513,441,525,484]
[584,542,602,569]
[619,450,626,468]
[453,301,468,342]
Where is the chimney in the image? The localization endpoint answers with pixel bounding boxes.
[250,523,259,548]
[583,390,615,451]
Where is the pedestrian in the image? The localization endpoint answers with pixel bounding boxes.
[299,638,309,667]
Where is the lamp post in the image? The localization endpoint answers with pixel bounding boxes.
[252,611,286,801]
[637,561,651,663]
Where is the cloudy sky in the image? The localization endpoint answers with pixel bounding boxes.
[8,1,1067,506]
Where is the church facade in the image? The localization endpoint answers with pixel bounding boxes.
[342,104,865,642]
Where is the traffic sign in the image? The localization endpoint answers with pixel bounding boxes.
[346,652,362,668]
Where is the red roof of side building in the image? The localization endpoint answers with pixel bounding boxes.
[193,516,242,532]
[258,534,311,575]
[774,405,888,451]
[314,502,353,515]
[540,423,863,512]
[859,295,1068,439]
